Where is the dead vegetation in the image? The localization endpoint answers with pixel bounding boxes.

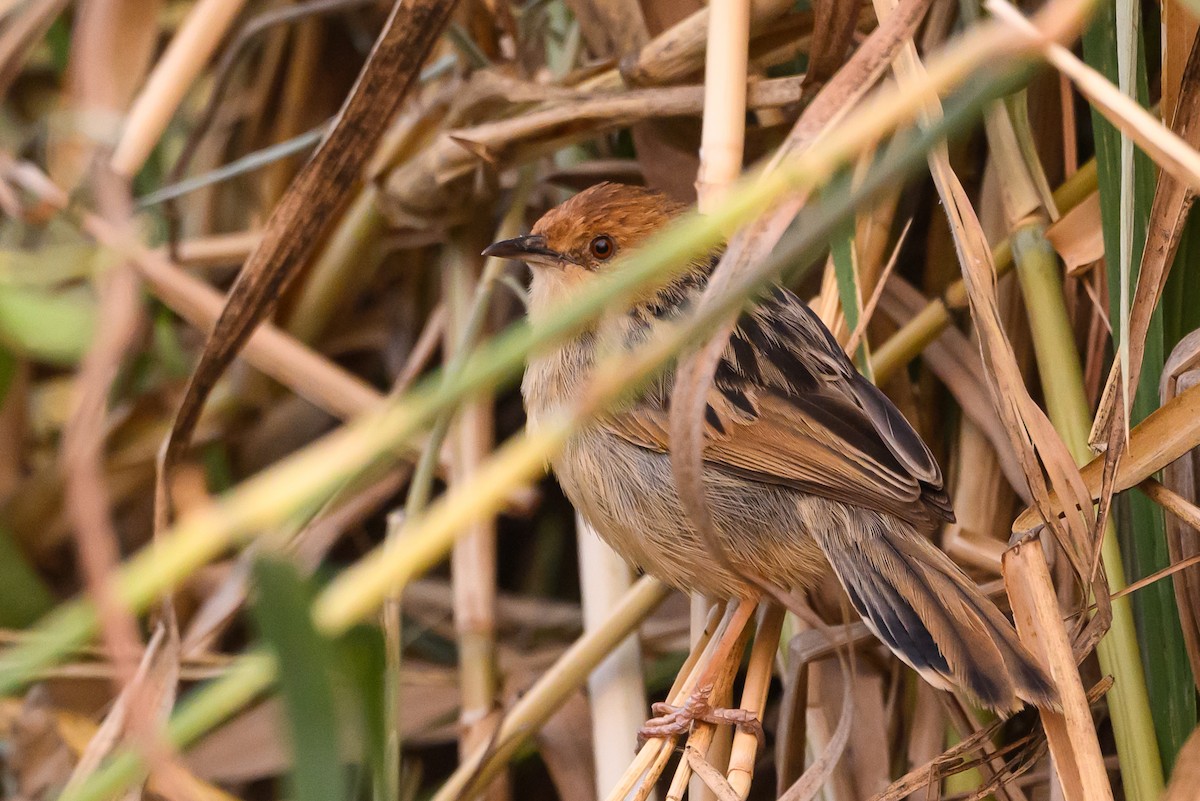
[0,0,1198,800]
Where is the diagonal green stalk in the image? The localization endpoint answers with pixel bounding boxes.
[1011,223,1163,801]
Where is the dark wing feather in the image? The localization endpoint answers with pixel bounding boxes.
[602,285,954,527]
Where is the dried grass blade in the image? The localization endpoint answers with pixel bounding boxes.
[1013,369,1200,530]
[157,0,458,533]
[988,0,1200,191]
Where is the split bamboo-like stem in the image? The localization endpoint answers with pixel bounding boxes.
[1004,538,1114,801]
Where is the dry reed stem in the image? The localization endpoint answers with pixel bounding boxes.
[110,0,248,176]
[665,601,757,800]
[1004,538,1114,801]
[988,0,1200,191]
[696,0,750,208]
[692,2,752,795]
[445,234,504,800]
[1012,371,1200,530]
[578,516,648,796]
[606,603,729,801]
[726,604,785,797]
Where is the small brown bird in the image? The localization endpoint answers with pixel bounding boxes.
[485,183,1056,716]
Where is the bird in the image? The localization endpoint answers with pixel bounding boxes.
[483,182,1057,722]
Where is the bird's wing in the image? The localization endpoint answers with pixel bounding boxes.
[602,285,954,526]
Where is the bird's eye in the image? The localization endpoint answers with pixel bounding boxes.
[589,235,615,260]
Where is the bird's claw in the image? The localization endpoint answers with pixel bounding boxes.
[637,684,766,750]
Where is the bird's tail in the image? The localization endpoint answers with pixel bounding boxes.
[812,514,1058,715]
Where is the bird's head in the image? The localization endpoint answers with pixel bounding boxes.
[483,183,687,313]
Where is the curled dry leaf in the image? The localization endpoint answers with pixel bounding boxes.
[1161,328,1200,690]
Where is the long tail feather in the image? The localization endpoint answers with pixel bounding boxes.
[813,513,1058,714]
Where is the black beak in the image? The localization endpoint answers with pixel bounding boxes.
[481,234,559,260]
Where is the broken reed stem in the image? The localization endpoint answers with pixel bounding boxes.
[1011,222,1163,801]
[1004,538,1114,801]
[110,0,248,176]
[726,604,785,797]
[696,0,751,209]
[870,159,1097,384]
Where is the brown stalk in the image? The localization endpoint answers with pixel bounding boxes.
[157,0,459,539]
[444,230,504,800]
[1004,538,1114,801]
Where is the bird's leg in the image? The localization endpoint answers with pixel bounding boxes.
[637,598,763,747]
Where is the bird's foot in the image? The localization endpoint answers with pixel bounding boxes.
[637,684,765,749]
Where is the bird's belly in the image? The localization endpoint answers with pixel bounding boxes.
[553,428,827,597]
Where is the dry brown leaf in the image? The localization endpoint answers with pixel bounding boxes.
[1046,190,1104,275]
[1160,329,1200,690]
[1164,725,1200,801]
[157,0,460,536]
